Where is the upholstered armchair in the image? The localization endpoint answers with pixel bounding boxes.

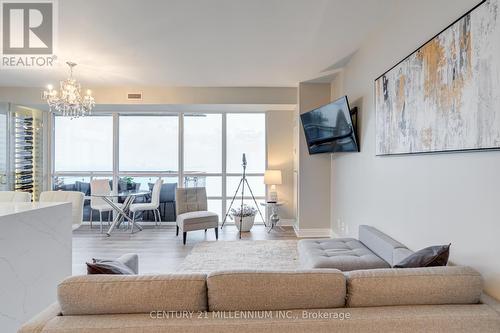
[175,187,218,245]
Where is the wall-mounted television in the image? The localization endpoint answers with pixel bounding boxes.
[300,95,359,155]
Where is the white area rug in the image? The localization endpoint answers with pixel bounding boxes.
[178,240,299,272]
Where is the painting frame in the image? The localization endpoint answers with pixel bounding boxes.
[374,0,500,156]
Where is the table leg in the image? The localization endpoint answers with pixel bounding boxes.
[105,196,143,236]
[116,196,133,229]
[267,204,284,233]
[266,205,273,233]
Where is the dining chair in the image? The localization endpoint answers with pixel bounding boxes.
[130,178,163,226]
[0,191,31,202]
[39,191,84,231]
[146,182,177,221]
[90,179,120,233]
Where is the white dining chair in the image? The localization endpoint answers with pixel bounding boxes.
[130,178,163,227]
[39,191,84,231]
[90,179,120,233]
[0,191,31,202]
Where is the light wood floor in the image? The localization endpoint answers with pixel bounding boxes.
[72,224,297,275]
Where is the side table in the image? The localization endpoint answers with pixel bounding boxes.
[260,201,284,232]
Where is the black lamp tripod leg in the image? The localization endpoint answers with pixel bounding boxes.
[244,178,266,227]
[221,154,262,239]
[220,178,243,229]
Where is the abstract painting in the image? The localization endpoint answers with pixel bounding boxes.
[375,0,500,155]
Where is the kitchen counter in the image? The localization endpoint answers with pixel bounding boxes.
[0,201,72,333]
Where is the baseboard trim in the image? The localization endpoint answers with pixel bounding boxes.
[293,225,332,238]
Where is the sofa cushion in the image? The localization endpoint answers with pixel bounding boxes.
[207,270,346,311]
[74,181,90,196]
[58,274,207,315]
[346,266,483,307]
[358,225,409,266]
[298,238,390,271]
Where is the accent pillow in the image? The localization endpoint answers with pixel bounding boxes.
[394,244,450,268]
[86,258,135,275]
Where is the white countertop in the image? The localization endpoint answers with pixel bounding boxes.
[0,201,72,332]
[0,202,69,217]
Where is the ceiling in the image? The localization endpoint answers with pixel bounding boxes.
[0,0,397,88]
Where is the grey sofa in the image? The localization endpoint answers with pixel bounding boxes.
[19,266,500,332]
[298,225,414,270]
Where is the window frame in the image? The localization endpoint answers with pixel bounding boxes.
[49,111,267,222]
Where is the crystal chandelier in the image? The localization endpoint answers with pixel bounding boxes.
[43,62,95,117]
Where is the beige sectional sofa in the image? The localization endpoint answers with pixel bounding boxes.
[20,266,500,332]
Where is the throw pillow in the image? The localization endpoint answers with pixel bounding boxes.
[86,258,135,275]
[394,244,450,268]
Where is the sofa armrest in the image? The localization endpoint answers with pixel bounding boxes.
[18,303,61,333]
[116,253,139,274]
[481,293,500,315]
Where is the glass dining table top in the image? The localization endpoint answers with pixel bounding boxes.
[89,190,150,198]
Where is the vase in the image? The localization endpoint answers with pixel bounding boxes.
[232,215,255,232]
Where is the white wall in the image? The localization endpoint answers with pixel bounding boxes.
[332,0,500,300]
[267,110,296,221]
[297,83,332,236]
[0,86,296,105]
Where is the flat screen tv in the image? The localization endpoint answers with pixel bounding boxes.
[300,96,359,154]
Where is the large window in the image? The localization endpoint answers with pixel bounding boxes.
[226,114,266,222]
[184,114,222,173]
[51,112,266,222]
[54,116,113,171]
[119,115,178,172]
[227,113,265,173]
[184,113,223,217]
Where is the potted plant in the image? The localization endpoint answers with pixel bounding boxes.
[122,176,135,191]
[230,204,257,232]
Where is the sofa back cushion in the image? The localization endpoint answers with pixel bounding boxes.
[207,269,346,311]
[346,266,482,307]
[358,225,410,266]
[58,274,207,315]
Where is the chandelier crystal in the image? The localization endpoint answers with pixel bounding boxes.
[43,62,95,117]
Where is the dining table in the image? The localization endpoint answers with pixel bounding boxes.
[88,190,150,236]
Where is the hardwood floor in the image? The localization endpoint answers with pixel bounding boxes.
[72,224,297,275]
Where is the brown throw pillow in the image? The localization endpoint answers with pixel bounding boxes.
[394,244,450,268]
[86,258,135,275]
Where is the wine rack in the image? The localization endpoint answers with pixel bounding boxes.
[12,108,43,201]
